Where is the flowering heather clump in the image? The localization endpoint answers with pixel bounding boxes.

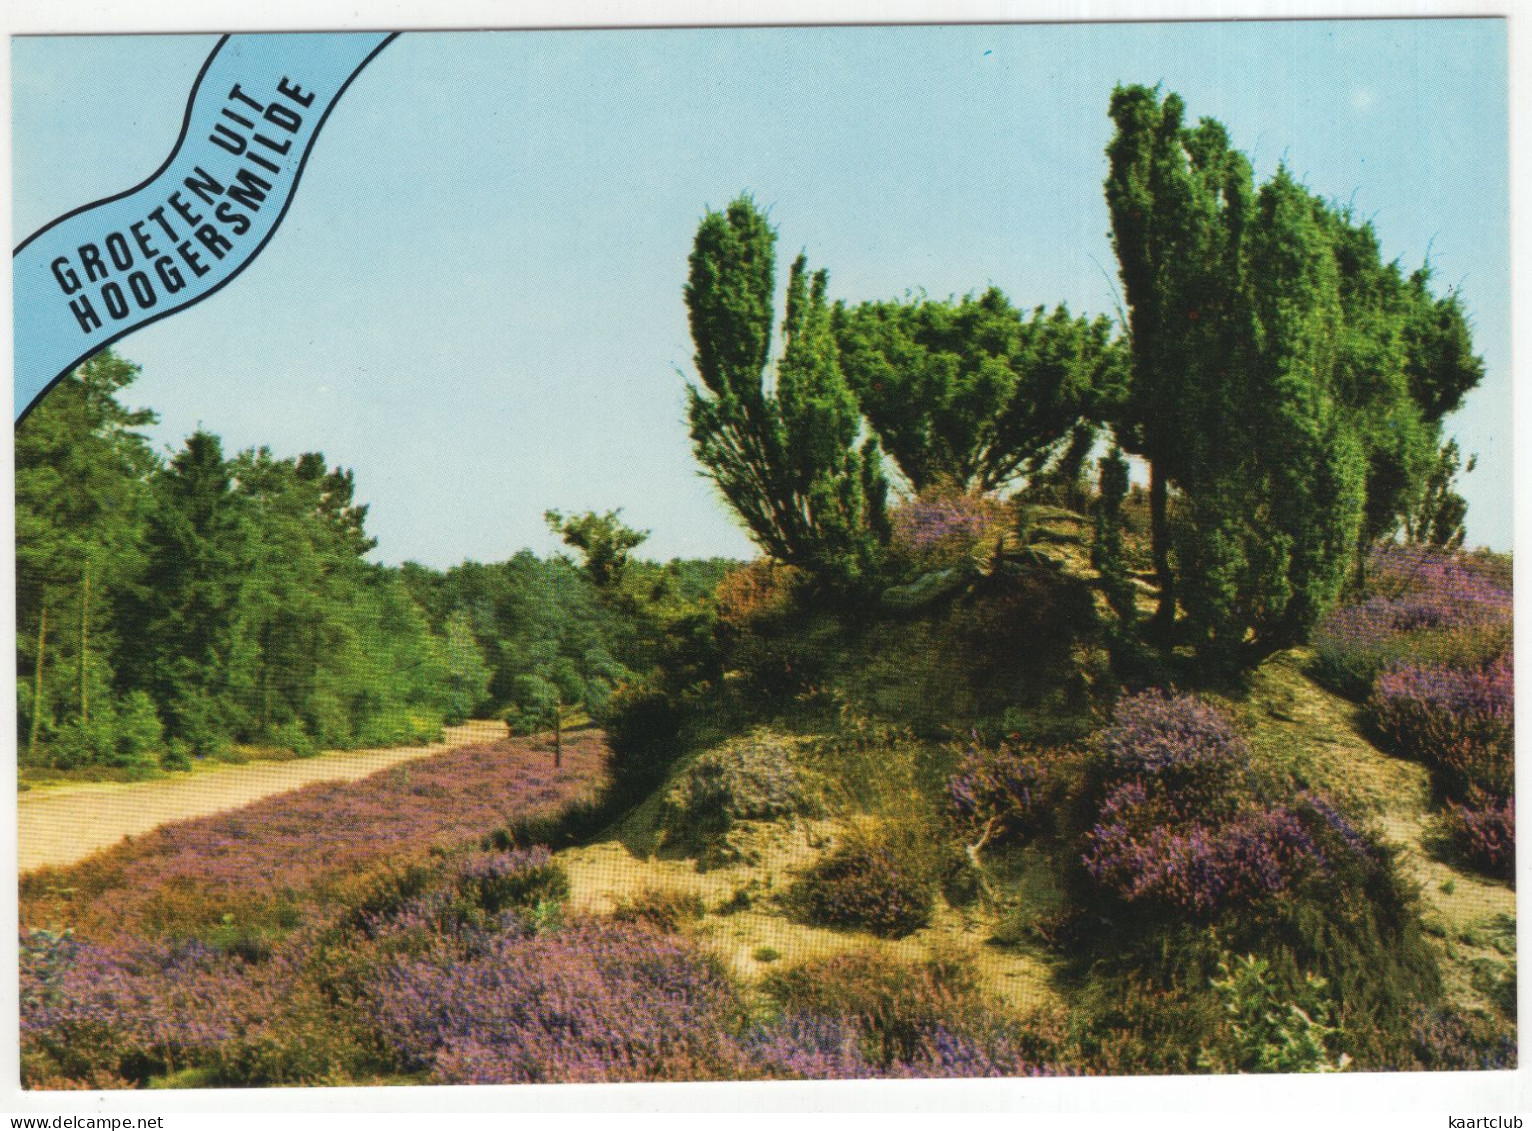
[1369,657,1514,799]
[19,734,608,1089]
[19,734,607,945]
[889,489,1009,569]
[760,950,1072,1078]
[1313,598,1510,699]
[1101,691,1247,779]
[1098,690,1249,818]
[367,920,750,1084]
[20,930,297,1085]
[1408,1005,1518,1071]
[1313,546,1514,884]
[1313,545,1511,699]
[1082,806,1324,916]
[744,1015,881,1079]
[454,847,569,918]
[1080,693,1343,916]
[947,740,1064,844]
[789,834,936,939]
[1367,544,1514,612]
[1439,790,1515,882]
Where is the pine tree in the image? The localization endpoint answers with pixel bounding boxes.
[15,351,157,763]
[118,430,250,753]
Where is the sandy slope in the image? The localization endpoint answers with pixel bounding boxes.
[16,720,506,874]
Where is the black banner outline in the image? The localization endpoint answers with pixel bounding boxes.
[14,32,399,425]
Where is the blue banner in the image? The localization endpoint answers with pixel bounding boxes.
[13,32,396,422]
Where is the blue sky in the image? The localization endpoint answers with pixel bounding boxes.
[12,20,1511,565]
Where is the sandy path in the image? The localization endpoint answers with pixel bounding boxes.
[16,720,507,874]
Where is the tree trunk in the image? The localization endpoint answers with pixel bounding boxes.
[79,563,90,726]
[258,624,271,732]
[1149,463,1176,637]
[553,696,563,769]
[29,596,48,762]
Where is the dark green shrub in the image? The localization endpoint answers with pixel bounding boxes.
[602,675,686,799]
[610,888,706,932]
[270,720,318,759]
[45,692,165,773]
[789,829,936,938]
[160,740,193,772]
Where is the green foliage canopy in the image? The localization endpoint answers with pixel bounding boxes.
[1104,85,1484,661]
[834,290,1126,494]
[685,195,889,587]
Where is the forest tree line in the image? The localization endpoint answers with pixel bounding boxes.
[15,354,732,772]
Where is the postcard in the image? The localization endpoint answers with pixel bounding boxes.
[6,5,1521,1121]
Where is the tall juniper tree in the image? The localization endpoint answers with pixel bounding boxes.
[1104,86,1251,635]
[1104,85,1483,663]
[684,196,888,587]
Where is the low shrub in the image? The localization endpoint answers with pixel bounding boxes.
[1407,1005,1517,1071]
[602,676,686,799]
[1071,970,1227,1075]
[1098,690,1249,816]
[43,692,165,773]
[20,931,289,1086]
[367,920,749,1084]
[354,708,441,748]
[788,828,936,938]
[1082,803,1326,917]
[888,489,1011,574]
[269,720,318,760]
[662,733,815,853]
[1367,544,1513,612]
[1078,694,1380,920]
[713,560,803,632]
[1439,790,1515,883]
[1368,657,1513,798]
[947,740,1074,848]
[454,847,569,917]
[1313,545,1511,700]
[160,740,193,772]
[1197,953,1349,1073]
[760,950,1070,1077]
[610,888,706,932]
[1067,691,1442,1069]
